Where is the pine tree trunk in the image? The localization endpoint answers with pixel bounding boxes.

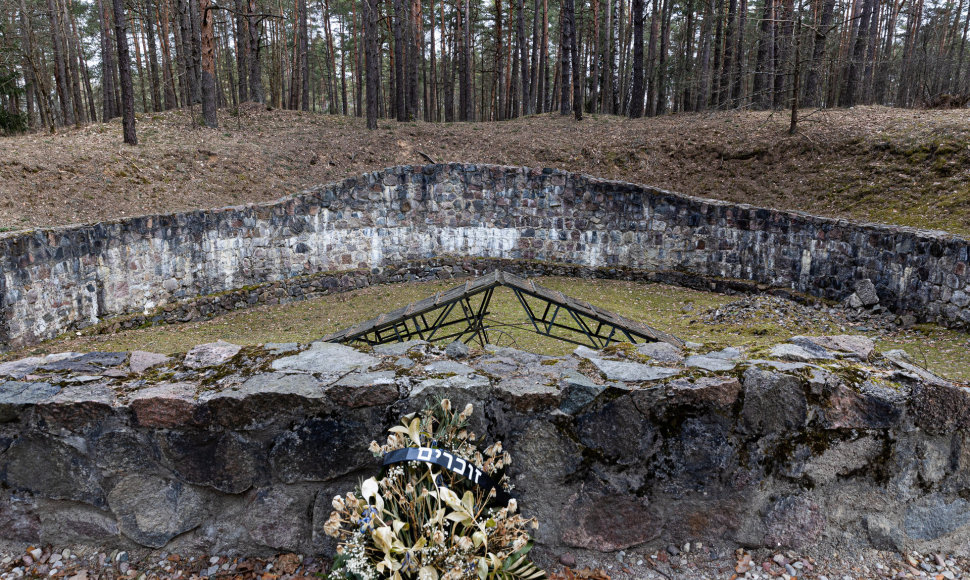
[646,0,659,113]
[569,0,581,119]
[773,0,793,108]
[552,44,560,109]
[19,0,40,128]
[463,0,473,119]
[143,0,163,110]
[46,0,73,125]
[299,0,309,110]
[189,0,203,103]
[200,0,218,125]
[444,0,456,121]
[65,0,86,124]
[873,0,899,102]
[353,3,363,115]
[113,0,137,143]
[96,0,119,119]
[517,0,529,115]
[804,0,832,106]
[429,0,439,119]
[340,15,348,114]
[789,6,800,133]
[753,0,774,108]
[270,10,279,107]
[512,0,529,116]
[80,40,98,121]
[248,0,264,103]
[364,0,379,127]
[731,0,746,104]
[527,0,540,112]
[587,0,599,112]
[393,0,406,119]
[861,0,880,101]
[457,0,465,119]
[694,0,713,110]
[718,0,737,106]
[159,0,178,108]
[560,0,580,117]
[617,0,628,113]
[23,64,37,130]
[507,11,516,117]
[234,0,249,103]
[419,0,428,119]
[560,0,571,114]
[956,0,970,93]
[655,0,671,113]
[219,13,237,108]
[680,2,696,110]
[133,11,149,113]
[539,0,549,111]
[377,0,385,116]
[495,0,505,119]
[177,0,198,103]
[173,0,189,104]
[842,0,873,106]
[322,0,337,112]
[709,0,724,107]
[629,0,645,116]
[602,0,615,112]
[407,0,420,119]
[288,0,299,110]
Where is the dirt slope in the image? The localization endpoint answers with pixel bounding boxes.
[2,104,970,235]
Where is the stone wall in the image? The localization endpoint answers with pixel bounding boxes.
[2,164,968,348]
[1,337,969,557]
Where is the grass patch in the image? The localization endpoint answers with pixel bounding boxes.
[7,277,969,382]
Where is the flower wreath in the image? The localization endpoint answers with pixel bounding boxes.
[324,399,547,580]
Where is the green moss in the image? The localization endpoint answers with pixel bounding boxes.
[576,358,606,383]
[600,342,648,362]
[199,345,270,388]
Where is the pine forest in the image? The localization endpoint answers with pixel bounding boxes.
[1,0,969,139]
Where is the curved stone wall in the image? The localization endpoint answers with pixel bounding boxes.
[1,337,969,557]
[2,163,968,348]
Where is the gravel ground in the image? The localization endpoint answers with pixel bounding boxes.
[2,543,970,579]
[552,545,970,579]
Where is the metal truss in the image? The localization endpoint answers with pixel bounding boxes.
[322,270,683,349]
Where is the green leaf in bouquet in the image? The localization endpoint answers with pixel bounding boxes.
[499,541,547,580]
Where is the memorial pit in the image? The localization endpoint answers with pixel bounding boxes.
[0,165,969,575]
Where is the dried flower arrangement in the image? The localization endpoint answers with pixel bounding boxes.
[324,399,546,580]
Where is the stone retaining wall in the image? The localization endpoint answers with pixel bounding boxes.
[2,164,968,348]
[88,258,807,337]
[1,338,969,557]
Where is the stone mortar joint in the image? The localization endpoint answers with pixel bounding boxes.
[0,334,967,557]
[1,164,968,350]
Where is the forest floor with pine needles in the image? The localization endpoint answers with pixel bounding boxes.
[2,103,970,235]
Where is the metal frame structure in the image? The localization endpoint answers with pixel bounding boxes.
[323,270,683,349]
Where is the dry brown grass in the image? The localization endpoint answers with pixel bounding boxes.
[3,105,970,235]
